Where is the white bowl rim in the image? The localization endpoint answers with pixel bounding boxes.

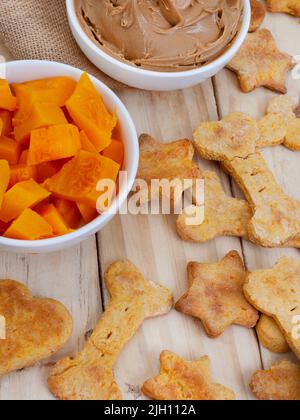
[67,0,251,79]
[0,60,139,250]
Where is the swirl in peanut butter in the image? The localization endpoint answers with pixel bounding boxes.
[76,0,244,72]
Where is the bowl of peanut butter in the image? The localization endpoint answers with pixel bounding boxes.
[67,0,250,91]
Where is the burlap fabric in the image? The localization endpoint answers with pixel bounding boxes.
[0,0,123,90]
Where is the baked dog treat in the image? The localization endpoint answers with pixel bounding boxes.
[222,153,300,247]
[177,171,252,243]
[175,251,259,338]
[249,0,266,32]
[142,351,236,400]
[137,134,202,206]
[0,280,72,377]
[258,95,300,150]
[266,0,300,17]
[256,315,290,353]
[194,113,300,247]
[194,112,259,161]
[244,257,300,360]
[227,29,294,93]
[250,360,300,400]
[177,170,300,248]
[266,95,296,118]
[48,260,173,400]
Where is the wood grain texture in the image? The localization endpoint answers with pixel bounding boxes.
[97,84,261,401]
[214,12,300,370]
[0,10,299,400]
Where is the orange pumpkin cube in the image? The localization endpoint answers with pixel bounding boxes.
[9,164,38,188]
[0,110,13,137]
[66,73,117,152]
[12,77,76,127]
[14,102,68,145]
[0,136,21,164]
[0,80,17,111]
[36,160,65,184]
[28,124,81,165]
[3,208,53,240]
[37,203,72,236]
[77,203,99,223]
[44,151,120,208]
[80,130,98,153]
[54,198,82,229]
[102,139,124,167]
[0,179,51,223]
[19,150,29,164]
[0,160,10,208]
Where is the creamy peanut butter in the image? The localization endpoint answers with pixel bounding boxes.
[76,0,243,72]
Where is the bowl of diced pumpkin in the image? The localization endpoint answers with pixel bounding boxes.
[0,60,139,253]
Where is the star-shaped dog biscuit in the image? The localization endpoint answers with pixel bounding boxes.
[0,280,72,377]
[250,360,300,400]
[175,251,259,338]
[266,0,300,17]
[227,29,294,93]
[137,134,202,206]
[142,351,235,400]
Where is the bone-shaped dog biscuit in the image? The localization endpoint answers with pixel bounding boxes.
[222,153,300,246]
[177,169,300,248]
[258,96,300,150]
[244,256,300,360]
[177,171,252,243]
[48,260,173,400]
[194,113,300,247]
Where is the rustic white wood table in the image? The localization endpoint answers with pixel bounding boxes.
[0,10,299,400]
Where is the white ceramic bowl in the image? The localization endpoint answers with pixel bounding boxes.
[67,0,251,91]
[0,60,139,254]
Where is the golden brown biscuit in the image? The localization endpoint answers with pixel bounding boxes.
[175,251,259,338]
[249,0,266,32]
[142,351,236,400]
[48,260,173,400]
[177,170,300,248]
[137,134,202,206]
[256,315,290,353]
[257,112,288,148]
[227,29,294,93]
[177,171,252,243]
[0,280,72,377]
[222,153,300,247]
[194,112,259,161]
[250,361,300,400]
[258,96,300,150]
[194,112,300,247]
[266,0,300,16]
[244,257,300,360]
[266,95,296,119]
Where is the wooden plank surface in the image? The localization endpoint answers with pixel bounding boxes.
[214,12,300,369]
[98,85,261,400]
[0,7,299,400]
